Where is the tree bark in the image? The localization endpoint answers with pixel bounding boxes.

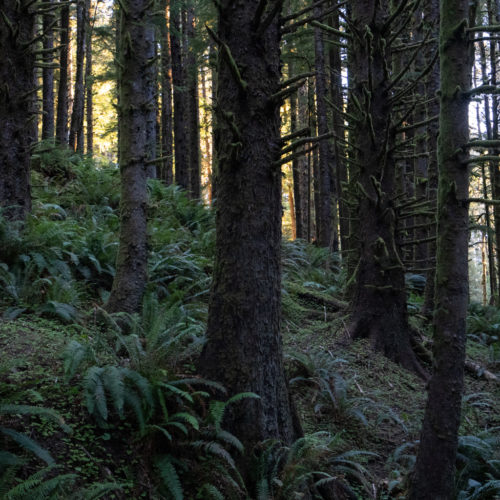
[347,0,424,375]
[56,0,70,146]
[422,0,440,316]
[42,0,55,141]
[160,0,174,184]
[0,0,36,221]
[198,0,300,458]
[69,0,86,153]
[170,3,189,190]
[409,0,470,497]
[85,0,93,155]
[105,0,155,314]
[313,3,336,249]
[186,4,200,198]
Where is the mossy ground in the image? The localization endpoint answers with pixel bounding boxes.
[1,283,499,498]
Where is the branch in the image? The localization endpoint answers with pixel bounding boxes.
[252,0,268,29]
[257,0,283,36]
[280,131,334,155]
[466,198,500,205]
[281,0,330,23]
[396,114,439,133]
[274,144,318,167]
[464,155,500,164]
[205,25,248,92]
[270,80,304,103]
[280,126,310,144]
[466,139,500,149]
[282,3,342,34]
[279,71,315,89]
[310,20,351,39]
[467,24,500,32]
[463,84,500,97]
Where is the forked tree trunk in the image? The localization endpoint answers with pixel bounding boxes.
[198,0,299,456]
[56,1,70,145]
[409,0,470,497]
[0,0,36,221]
[105,0,155,314]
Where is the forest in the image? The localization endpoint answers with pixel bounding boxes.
[0,0,500,498]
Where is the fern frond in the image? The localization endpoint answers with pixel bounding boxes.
[197,483,224,500]
[156,455,183,500]
[0,427,54,465]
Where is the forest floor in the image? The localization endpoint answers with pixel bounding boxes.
[1,289,499,498]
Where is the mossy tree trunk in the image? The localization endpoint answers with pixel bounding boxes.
[198,0,300,456]
[347,0,424,375]
[409,0,470,497]
[0,0,36,221]
[105,0,156,314]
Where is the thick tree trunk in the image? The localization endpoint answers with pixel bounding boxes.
[69,0,86,153]
[347,0,424,375]
[0,0,36,221]
[56,1,70,145]
[313,3,336,249]
[198,0,299,457]
[105,0,155,314]
[160,0,174,184]
[42,1,55,141]
[170,5,189,190]
[409,0,470,497]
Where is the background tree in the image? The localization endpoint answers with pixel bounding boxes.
[105,0,156,313]
[56,0,70,145]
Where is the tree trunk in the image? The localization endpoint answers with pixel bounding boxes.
[85,0,93,155]
[409,0,470,497]
[198,0,299,458]
[160,0,174,184]
[422,0,440,316]
[170,4,189,190]
[186,5,200,198]
[105,0,155,314]
[313,3,336,249]
[347,0,424,375]
[56,0,70,145]
[42,0,55,141]
[69,0,86,153]
[328,7,348,255]
[0,0,36,221]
